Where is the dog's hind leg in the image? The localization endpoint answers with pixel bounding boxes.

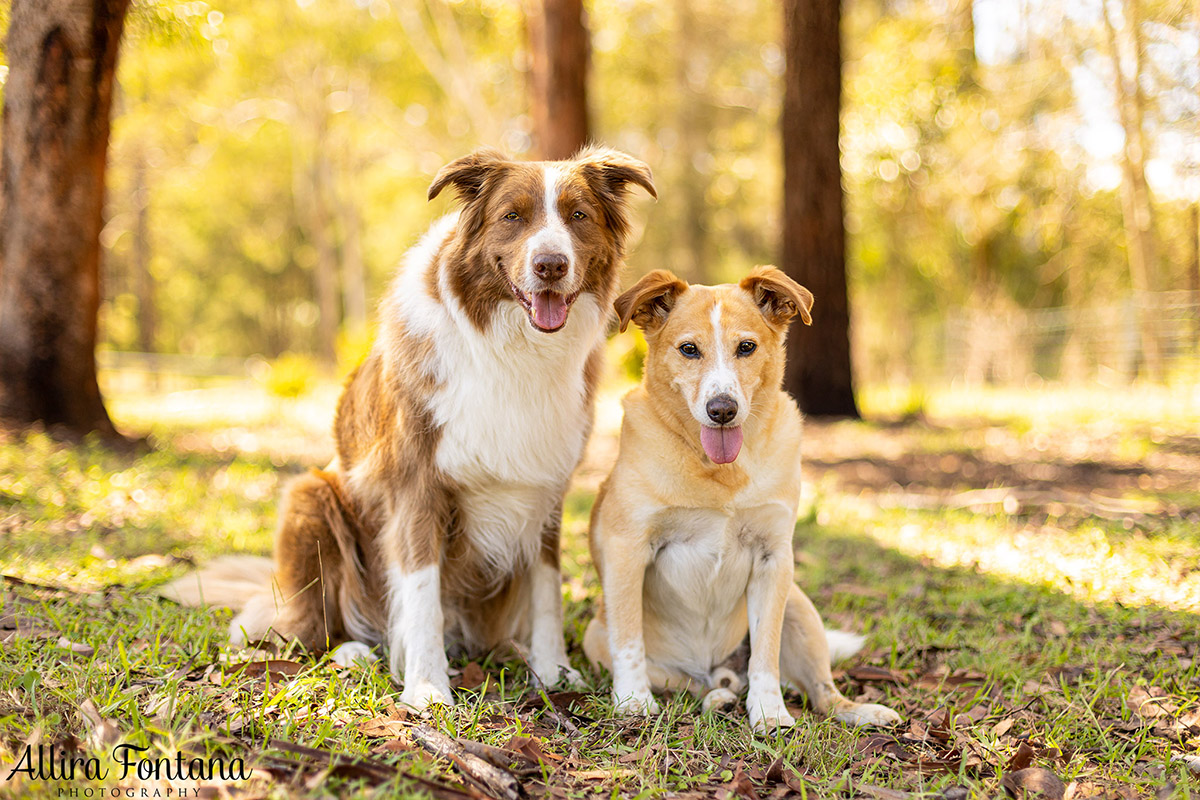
[778,584,901,727]
[231,471,364,652]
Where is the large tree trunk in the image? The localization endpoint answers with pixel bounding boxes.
[528,0,589,160]
[781,0,859,417]
[0,0,129,439]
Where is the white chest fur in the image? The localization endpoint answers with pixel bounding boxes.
[643,501,795,671]
[388,222,605,572]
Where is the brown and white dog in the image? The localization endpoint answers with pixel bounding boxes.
[173,147,655,710]
[582,268,901,732]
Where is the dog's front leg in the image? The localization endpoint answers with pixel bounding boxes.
[527,510,585,688]
[745,539,796,733]
[597,507,658,715]
[382,503,452,711]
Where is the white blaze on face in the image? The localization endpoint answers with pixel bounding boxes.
[693,302,746,426]
[521,165,576,292]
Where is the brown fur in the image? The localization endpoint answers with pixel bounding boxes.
[241,147,654,673]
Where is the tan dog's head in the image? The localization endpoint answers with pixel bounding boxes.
[615,267,813,464]
[429,147,655,333]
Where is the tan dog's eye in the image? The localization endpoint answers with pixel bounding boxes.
[571,210,587,220]
[679,342,701,359]
[503,211,520,221]
[737,340,757,357]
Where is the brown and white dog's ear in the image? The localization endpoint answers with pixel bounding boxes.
[575,146,657,200]
[739,266,813,327]
[615,270,688,333]
[575,147,656,241]
[428,148,508,202]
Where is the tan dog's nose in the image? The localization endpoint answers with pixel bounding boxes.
[706,395,738,425]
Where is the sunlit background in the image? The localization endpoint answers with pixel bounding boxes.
[3,0,1198,390]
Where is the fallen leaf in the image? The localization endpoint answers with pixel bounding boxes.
[1007,742,1037,772]
[1001,767,1066,799]
[857,784,911,799]
[992,717,1015,738]
[1129,685,1177,718]
[79,699,121,748]
[505,734,562,763]
[721,762,759,800]
[226,659,305,681]
[57,636,94,656]
[570,768,637,781]
[1172,754,1200,775]
[849,666,904,683]
[856,733,914,762]
[456,661,486,689]
[358,716,410,739]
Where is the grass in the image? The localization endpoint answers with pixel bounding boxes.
[1,378,1199,798]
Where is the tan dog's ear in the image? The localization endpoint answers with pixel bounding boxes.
[614,270,689,333]
[739,266,813,326]
[428,148,508,201]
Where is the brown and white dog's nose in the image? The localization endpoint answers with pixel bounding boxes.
[533,253,569,282]
[706,395,738,425]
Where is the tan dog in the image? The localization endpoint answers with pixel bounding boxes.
[582,267,901,732]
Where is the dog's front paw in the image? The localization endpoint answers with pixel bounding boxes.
[747,688,795,733]
[834,702,902,727]
[613,689,661,716]
[400,678,453,711]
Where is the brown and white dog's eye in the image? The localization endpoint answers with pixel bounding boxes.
[571,210,587,221]
[736,340,757,357]
[678,342,701,359]
[503,211,521,221]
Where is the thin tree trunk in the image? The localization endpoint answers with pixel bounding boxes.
[674,0,712,284]
[0,0,129,439]
[781,0,859,417]
[528,0,589,160]
[132,152,155,356]
[1102,0,1162,380]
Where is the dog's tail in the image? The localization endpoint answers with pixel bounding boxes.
[825,629,867,663]
[160,555,275,611]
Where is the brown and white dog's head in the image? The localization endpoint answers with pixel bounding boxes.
[429,146,656,334]
[615,267,813,464]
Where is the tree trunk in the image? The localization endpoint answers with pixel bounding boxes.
[528,0,589,160]
[1102,0,1163,381]
[781,0,859,417]
[132,151,155,356]
[673,0,713,284]
[0,0,129,439]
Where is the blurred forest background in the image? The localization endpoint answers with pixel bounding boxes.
[3,0,1199,393]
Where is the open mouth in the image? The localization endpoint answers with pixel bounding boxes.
[700,425,743,464]
[507,278,579,333]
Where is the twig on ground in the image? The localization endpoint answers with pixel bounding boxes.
[411,724,524,800]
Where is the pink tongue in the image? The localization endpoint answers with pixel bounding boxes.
[531,291,569,330]
[700,425,743,464]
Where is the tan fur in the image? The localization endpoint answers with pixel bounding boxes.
[585,267,901,731]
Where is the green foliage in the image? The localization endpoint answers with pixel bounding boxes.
[6,0,1196,380]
